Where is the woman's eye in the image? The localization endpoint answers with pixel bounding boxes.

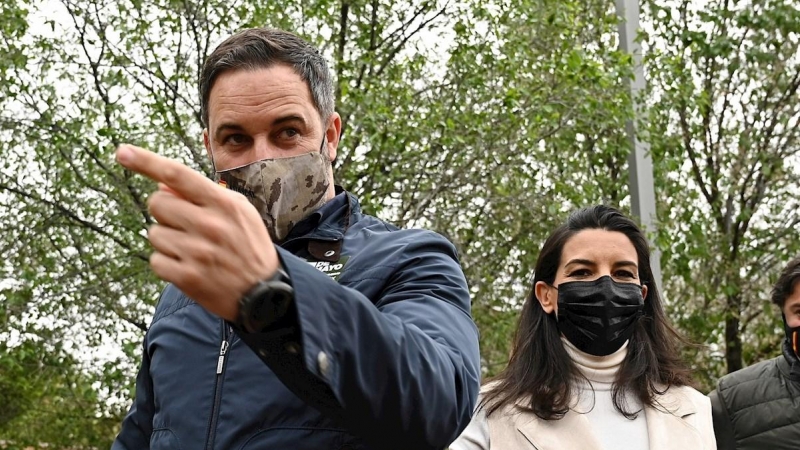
[614,270,636,279]
[568,269,591,277]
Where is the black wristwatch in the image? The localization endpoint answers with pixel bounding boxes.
[236,268,294,333]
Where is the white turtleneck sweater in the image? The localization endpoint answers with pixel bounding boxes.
[451,339,650,450]
[563,338,650,450]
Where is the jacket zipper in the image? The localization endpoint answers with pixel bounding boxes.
[204,322,230,450]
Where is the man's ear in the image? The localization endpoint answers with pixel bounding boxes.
[534,281,556,314]
[203,129,212,158]
[324,113,342,162]
[203,129,216,172]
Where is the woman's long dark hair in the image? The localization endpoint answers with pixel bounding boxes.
[482,205,693,420]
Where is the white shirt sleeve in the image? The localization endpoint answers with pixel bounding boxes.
[449,407,490,450]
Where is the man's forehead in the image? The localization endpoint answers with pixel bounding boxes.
[783,280,800,310]
[790,280,800,300]
[211,65,308,97]
[207,66,316,128]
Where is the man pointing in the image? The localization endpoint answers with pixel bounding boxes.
[112,27,480,450]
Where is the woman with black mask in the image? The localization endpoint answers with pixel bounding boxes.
[451,205,715,450]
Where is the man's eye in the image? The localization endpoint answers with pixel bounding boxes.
[223,134,248,145]
[280,128,299,139]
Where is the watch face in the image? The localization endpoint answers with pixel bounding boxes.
[240,279,293,333]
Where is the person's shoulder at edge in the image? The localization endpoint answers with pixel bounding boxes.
[148,282,196,325]
[349,212,463,261]
[355,211,453,242]
[670,384,712,408]
[715,356,783,392]
[649,382,711,412]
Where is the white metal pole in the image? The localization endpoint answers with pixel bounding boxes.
[615,0,663,290]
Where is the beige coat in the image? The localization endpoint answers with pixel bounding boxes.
[452,385,716,450]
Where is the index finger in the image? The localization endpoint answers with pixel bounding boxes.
[116,144,218,205]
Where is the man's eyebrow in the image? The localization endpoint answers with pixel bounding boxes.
[214,115,308,136]
[214,123,245,136]
[272,114,307,127]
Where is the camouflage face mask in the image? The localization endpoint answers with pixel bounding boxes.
[214,142,331,242]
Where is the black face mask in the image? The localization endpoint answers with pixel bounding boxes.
[781,315,800,379]
[555,276,645,356]
[783,314,800,359]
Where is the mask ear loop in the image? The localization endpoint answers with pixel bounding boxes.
[546,283,559,319]
[319,135,331,162]
[209,151,224,187]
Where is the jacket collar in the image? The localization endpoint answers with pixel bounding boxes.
[280,186,359,261]
[648,383,697,417]
[515,409,604,449]
[780,340,800,381]
[642,385,702,450]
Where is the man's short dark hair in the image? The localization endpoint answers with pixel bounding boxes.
[771,256,800,308]
[199,28,334,127]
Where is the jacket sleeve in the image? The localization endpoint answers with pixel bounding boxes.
[111,337,154,449]
[709,389,735,450]
[235,232,481,450]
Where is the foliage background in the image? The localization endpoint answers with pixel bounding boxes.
[0,0,798,447]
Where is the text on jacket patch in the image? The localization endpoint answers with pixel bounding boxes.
[308,256,349,281]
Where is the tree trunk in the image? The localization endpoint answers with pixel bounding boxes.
[725,300,743,373]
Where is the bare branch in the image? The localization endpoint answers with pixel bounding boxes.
[0,181,148,261]
[375,5,449,78]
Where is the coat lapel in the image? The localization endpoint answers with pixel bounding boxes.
[645,386,704,450]
[513,386,704,450]
[516,409,605,450]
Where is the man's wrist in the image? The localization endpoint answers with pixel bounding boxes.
[236,266,294,333]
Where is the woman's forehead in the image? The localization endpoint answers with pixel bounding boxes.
[560,229,638,266]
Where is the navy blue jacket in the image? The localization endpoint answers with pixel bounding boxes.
[112,190,481,450]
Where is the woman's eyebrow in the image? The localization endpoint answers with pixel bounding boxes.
[614,260,638,269]
[564,258,595,268]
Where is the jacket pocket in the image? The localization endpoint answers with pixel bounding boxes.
[239,427,365,450]
[150,428,182,450]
